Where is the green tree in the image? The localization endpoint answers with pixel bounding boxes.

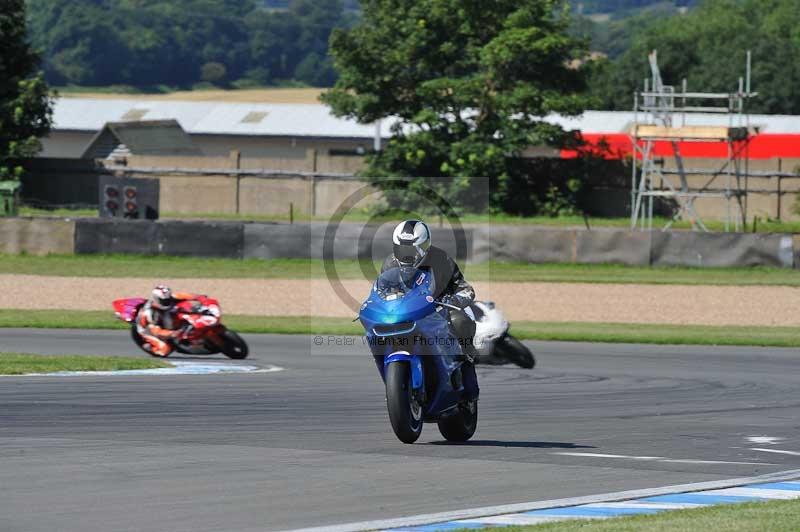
[26,0,351,89]
[322,0,589,214]
[588,0,800,114]
[201,62,228,85]
[0,0,52,179]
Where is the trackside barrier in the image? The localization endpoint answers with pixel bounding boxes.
[650,232,794,268]
[576,230,652,266]
[472,227,575,263]
[1,217,797,268]
[241,224,469,262]
[0,218,76,255]
[74,219,244,258]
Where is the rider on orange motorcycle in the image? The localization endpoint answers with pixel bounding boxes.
[137,285,200,357]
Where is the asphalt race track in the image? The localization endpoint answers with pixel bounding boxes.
[2,329,800,532]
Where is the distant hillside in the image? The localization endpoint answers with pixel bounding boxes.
[586,0,800,115]
[572,0,697,15]
[260,0,360,11]
[573,1,695,58]
[27,0,354,89]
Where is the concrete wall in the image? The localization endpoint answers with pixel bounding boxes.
[33,153,376,216]
[238,177,312,216]
[0,218,75,255]
[120,174,376,217]
[656,157,800,222]
[157,175,239,214]
[125,150,365,174]
[24,154,800,221]
[313,178,371,217]
[126,155,234,169]
[3,217,795,268]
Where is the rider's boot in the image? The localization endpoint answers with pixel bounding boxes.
[143,335,172,357]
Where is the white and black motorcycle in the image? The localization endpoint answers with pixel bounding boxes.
[470,301,535,369]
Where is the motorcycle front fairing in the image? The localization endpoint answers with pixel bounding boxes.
[360,267,466,419]
[112,297,147,323]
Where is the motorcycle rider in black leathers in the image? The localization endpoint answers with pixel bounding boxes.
[381,220,479,401]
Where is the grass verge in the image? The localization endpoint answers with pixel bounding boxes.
[510,321,800,348]
[2,254,800,286]
[2,310,799,348]
[0,353,171,375]
[470,499,800,532]
[19,206,800,233]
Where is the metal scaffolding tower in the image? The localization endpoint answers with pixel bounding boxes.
[630,50,757,232]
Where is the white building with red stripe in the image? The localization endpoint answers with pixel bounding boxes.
[40,97,800,161]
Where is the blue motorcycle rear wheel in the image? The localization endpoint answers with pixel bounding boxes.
[386,362,424,444]
[437,400,478,442]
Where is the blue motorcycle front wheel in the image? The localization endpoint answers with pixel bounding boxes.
[386,362,424,444]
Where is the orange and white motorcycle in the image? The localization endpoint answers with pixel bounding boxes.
[112,295,248,359]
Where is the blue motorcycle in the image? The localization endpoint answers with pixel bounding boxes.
[359,266,478,444]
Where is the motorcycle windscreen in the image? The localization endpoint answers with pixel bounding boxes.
[375,266,420,300]
[112,297,147,322]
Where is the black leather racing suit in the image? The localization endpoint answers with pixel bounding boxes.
[381,245,479,400]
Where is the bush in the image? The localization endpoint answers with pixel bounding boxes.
[200,62,227,84]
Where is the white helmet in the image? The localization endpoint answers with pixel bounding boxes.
[392,220,431,267]
[150,284,174,310]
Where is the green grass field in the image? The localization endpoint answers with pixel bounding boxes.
[58,86,325,103]
[469,498,800,532]
[0,353,171,375]
[3,254,800,286]
[3,310,799,348]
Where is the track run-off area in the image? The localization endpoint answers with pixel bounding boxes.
[2,329,800,532]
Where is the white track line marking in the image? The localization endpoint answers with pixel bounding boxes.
[6,361,285,377]
[747,436,784,445]
[703,487,800,500]
[455,515,574,526]
[750,448,800,457]
[277,469,800,532]
[553,452,663,460]
[552,452,769,465]
[581,502,705,510]
[658,459,768,465]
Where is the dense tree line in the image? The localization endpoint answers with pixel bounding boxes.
[575,0,695,15]
[28,0,800,117]
[26,0,354,89]
[1,0,52,179]
[587,0,800,114]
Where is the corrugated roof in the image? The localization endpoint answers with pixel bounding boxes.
[51,97,800,137]
[52,98,397,138]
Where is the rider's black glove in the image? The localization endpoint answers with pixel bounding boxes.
[443,293,471,309]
